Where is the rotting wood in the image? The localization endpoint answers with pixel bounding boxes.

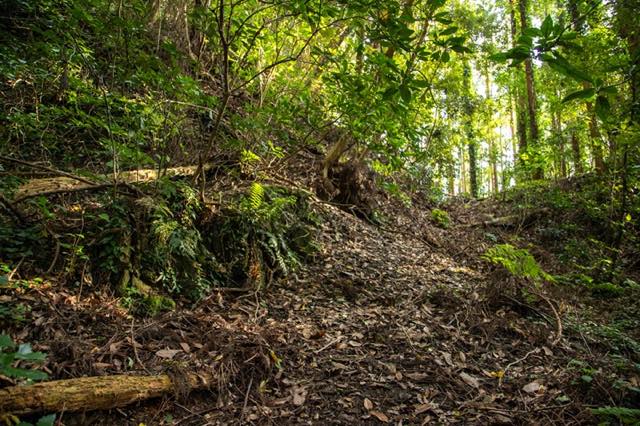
[0,372,214,416]
[11,163,215,201]
[463,208,550,228]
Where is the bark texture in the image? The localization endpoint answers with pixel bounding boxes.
[0,372,212,415]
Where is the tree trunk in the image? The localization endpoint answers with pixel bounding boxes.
[447,163,455,196]
[519,0,542,179]
[586,96,606,174]
[571,132,583,174]
[459,146,467,194]
[567,2,606,174]
[509,0,528,160]
[463,63,478,198]
[0,372,213,416]
[468,140,478,198]
[553,109,567,178]
[615,0,640,124]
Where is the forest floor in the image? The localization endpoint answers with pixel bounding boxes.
[7,173,630,425]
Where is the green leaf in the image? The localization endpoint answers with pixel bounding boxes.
[595,95,611,120]
[541,16,553,37]
[36,414,56,426]
[0,334,13,349]
[562,88,595,103]
[561,31,578,40]
[599,85,617,95]
[2,365,49,381]
[382,87,397,100]
[399,85,412,103]
[451,44,472,54]
[489,52,509,62]
[440,50,450,63]
[517,34,533,47]
[440,26,458,36]
[546,53,593,83]
[523,27,542,38]
[412,79,430,88]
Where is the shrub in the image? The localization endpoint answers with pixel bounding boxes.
[431,208,450,228]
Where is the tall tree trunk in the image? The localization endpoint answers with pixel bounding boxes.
[586,96,606,174]
[484,65,499,194]
[519,0,542,179]
[509,0,528,162]
[553,109,567,178]
[459,146,467,195]
[468,139,478,197]
[463,63,478,198]
[615,0,640,124]
[509,91,518,161]
[571,131,583,175]
[447,163,455,196]
[567,1,606,174]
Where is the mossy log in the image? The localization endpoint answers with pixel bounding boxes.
[0,372,213,415]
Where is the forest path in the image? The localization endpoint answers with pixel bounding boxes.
[8,199,583,425]
[211,203,577,425]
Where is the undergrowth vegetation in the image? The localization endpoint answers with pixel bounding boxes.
[0,178,317,316]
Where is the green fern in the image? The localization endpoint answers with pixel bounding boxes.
[249,182,265,211]
[483,244,554,283]
[591,406,640,424]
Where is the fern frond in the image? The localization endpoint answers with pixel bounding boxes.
[249,182,264,210]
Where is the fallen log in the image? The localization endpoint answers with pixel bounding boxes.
[463,208,551,228]
[7,162,215,202]
[0,372,213,415]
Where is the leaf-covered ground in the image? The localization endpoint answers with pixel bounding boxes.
[6,185,637,425]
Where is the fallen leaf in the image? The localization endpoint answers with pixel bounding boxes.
[442,352,454,366]
[180,342,191,353]
[522,381,542,394]
[459,372,480,388]
[406,372,428,381]
[414,403,432,414]
[290,385,308,406]
[310,330,326,339]
[370,410,389,423]
[489,370,505,379]
[364,398,373,410]
[156,349,181,359]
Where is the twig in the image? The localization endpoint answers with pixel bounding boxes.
[535,291,563,346]
[314,335,344,354]
[131,318,151,374]
[7,257,25,281]
[241,377,253,419]
[46,233,61,275]
[210,286,251,293]
[504,348,539,372]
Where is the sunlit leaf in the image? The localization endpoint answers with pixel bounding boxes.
[562,88,596,103]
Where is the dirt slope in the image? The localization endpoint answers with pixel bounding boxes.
[5,194,604,425]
